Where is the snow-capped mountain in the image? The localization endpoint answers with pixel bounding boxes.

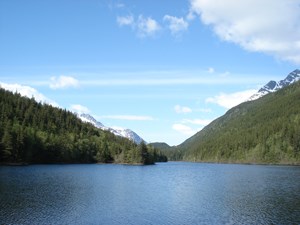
[77,113,145,144]
[78,113,105,128]
[249,69,300,101]
[113,128,145,144]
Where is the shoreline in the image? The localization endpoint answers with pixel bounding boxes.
[0,161,156,166]
[170,160,300,167]
[0,162,30,166]
[1,161,299,167]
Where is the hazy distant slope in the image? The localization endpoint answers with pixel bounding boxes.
[149,142,182,161]
[177,81,300,165]
[150,142,171,150]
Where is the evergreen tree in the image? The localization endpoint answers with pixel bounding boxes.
[1,123,13,161]
[0,87,167,164]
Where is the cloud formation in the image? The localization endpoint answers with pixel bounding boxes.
[206,89,257,109]
[137,15,161,37]
[172,117,211,136]
[117,15,134,26]
[172,123,196,136]
[99,115,154,121]
[81,73,266,87]
[163,15,188,35]
[190,0,300,64]
[50,76,79,89]
[117,14,161,37]
[70,104,90,114]
[174,105,192,114]
[0,82,59,107]
[182,118,212,126]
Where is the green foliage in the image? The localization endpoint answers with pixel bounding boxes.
[0,88,166,165]
[175,81,300,165]
[147,144,168,163]
[149,142,180,161]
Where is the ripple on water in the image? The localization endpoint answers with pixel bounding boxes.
[0,163,299,224]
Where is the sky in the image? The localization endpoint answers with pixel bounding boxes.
[0,0,300,146]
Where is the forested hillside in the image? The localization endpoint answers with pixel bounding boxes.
[150,142,183,161]
[175,81,300,165]
[0,88,167,164]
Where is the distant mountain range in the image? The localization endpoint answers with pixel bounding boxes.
[249,69,300,100]
[77,113,145,144]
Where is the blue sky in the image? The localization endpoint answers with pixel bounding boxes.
[0,0,299,145]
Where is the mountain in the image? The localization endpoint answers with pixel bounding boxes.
[115,128,145,145]
[149,142,182,161]
[175,79,300,165]
[77,113,145,144]
[77,113,105,128]
[0,88,162,165]
[249,69,300,100]
[150,142,172,150]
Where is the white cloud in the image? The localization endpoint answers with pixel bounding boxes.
[190,0,300,64]
[172,123,197,136]
[206,89,257,109]
[182,118,212,126]
[79,70,273,87]
[70,104,90,114]
[174,105,192,114]
[137,15,161,37]
[117,14,161,37]
[117,15,134,26]
[99,115,154,121]
[163,15,189,35]
[0,82,59,107]
[50,76,79,89]
[81,76,256,86]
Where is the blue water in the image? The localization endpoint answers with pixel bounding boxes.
[0,162,299,224]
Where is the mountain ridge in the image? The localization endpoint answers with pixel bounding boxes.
[0,84,146,145]
[249,69,300,100]
[77,113,145,144]
[0,87,163,164]
[172,70,300,164]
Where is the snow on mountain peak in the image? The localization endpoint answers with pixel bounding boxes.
[249,69,300,101]
[115,128,145,144]
[278,69,300,88]
[77,113,145,144]
[77,113,105,128]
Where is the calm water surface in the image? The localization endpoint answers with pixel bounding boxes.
[0,162,300,224]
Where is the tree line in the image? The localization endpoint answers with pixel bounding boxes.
[0,88,167,164]
[173,81,300,164]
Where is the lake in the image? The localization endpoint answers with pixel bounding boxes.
[0,162,300,224]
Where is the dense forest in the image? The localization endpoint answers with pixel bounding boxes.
[0,88,167,165]
[171,81,300,164]
[149,142,183,161]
